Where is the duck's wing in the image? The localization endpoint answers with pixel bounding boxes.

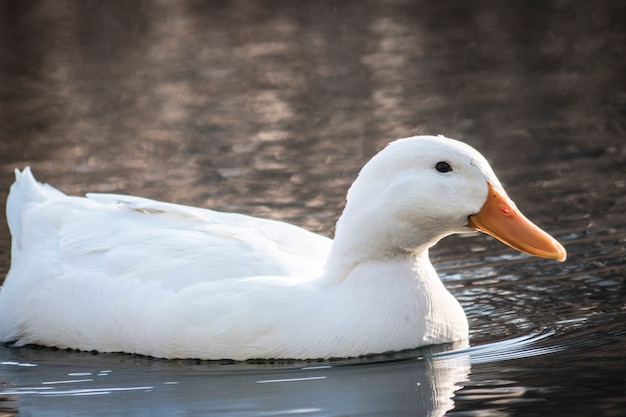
[6,168,332,292]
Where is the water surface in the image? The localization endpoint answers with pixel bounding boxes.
[1,1,625,416]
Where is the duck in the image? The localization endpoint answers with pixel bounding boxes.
[0,135,566,360]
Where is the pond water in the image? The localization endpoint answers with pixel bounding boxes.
[0,1,625,416]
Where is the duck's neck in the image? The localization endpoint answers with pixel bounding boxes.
[321,207,442,285]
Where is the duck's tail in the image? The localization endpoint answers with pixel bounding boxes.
[6,167,65,249]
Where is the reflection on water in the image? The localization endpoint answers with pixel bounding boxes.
[0,0,625,416]
[0,333,603,416]
[0,343,470,416]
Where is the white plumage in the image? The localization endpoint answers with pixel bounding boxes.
[0,135,565,360]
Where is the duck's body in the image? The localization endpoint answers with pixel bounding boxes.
[0,136,565,360]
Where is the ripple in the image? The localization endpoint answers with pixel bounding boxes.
[432,332,564,364]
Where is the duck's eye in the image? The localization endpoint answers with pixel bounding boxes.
[435,161,453,173]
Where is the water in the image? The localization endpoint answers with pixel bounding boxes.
[0,1,624,415]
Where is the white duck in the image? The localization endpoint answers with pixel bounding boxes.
[0,135,565,360]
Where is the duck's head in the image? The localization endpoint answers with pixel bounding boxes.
[335,135,566,262]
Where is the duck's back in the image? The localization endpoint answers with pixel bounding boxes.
[0,168,331,355]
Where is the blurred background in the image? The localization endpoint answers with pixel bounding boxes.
[1,1,623,232]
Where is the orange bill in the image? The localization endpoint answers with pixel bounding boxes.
[468,183,567,261]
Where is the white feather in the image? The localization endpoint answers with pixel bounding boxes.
[0,135,504,360]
